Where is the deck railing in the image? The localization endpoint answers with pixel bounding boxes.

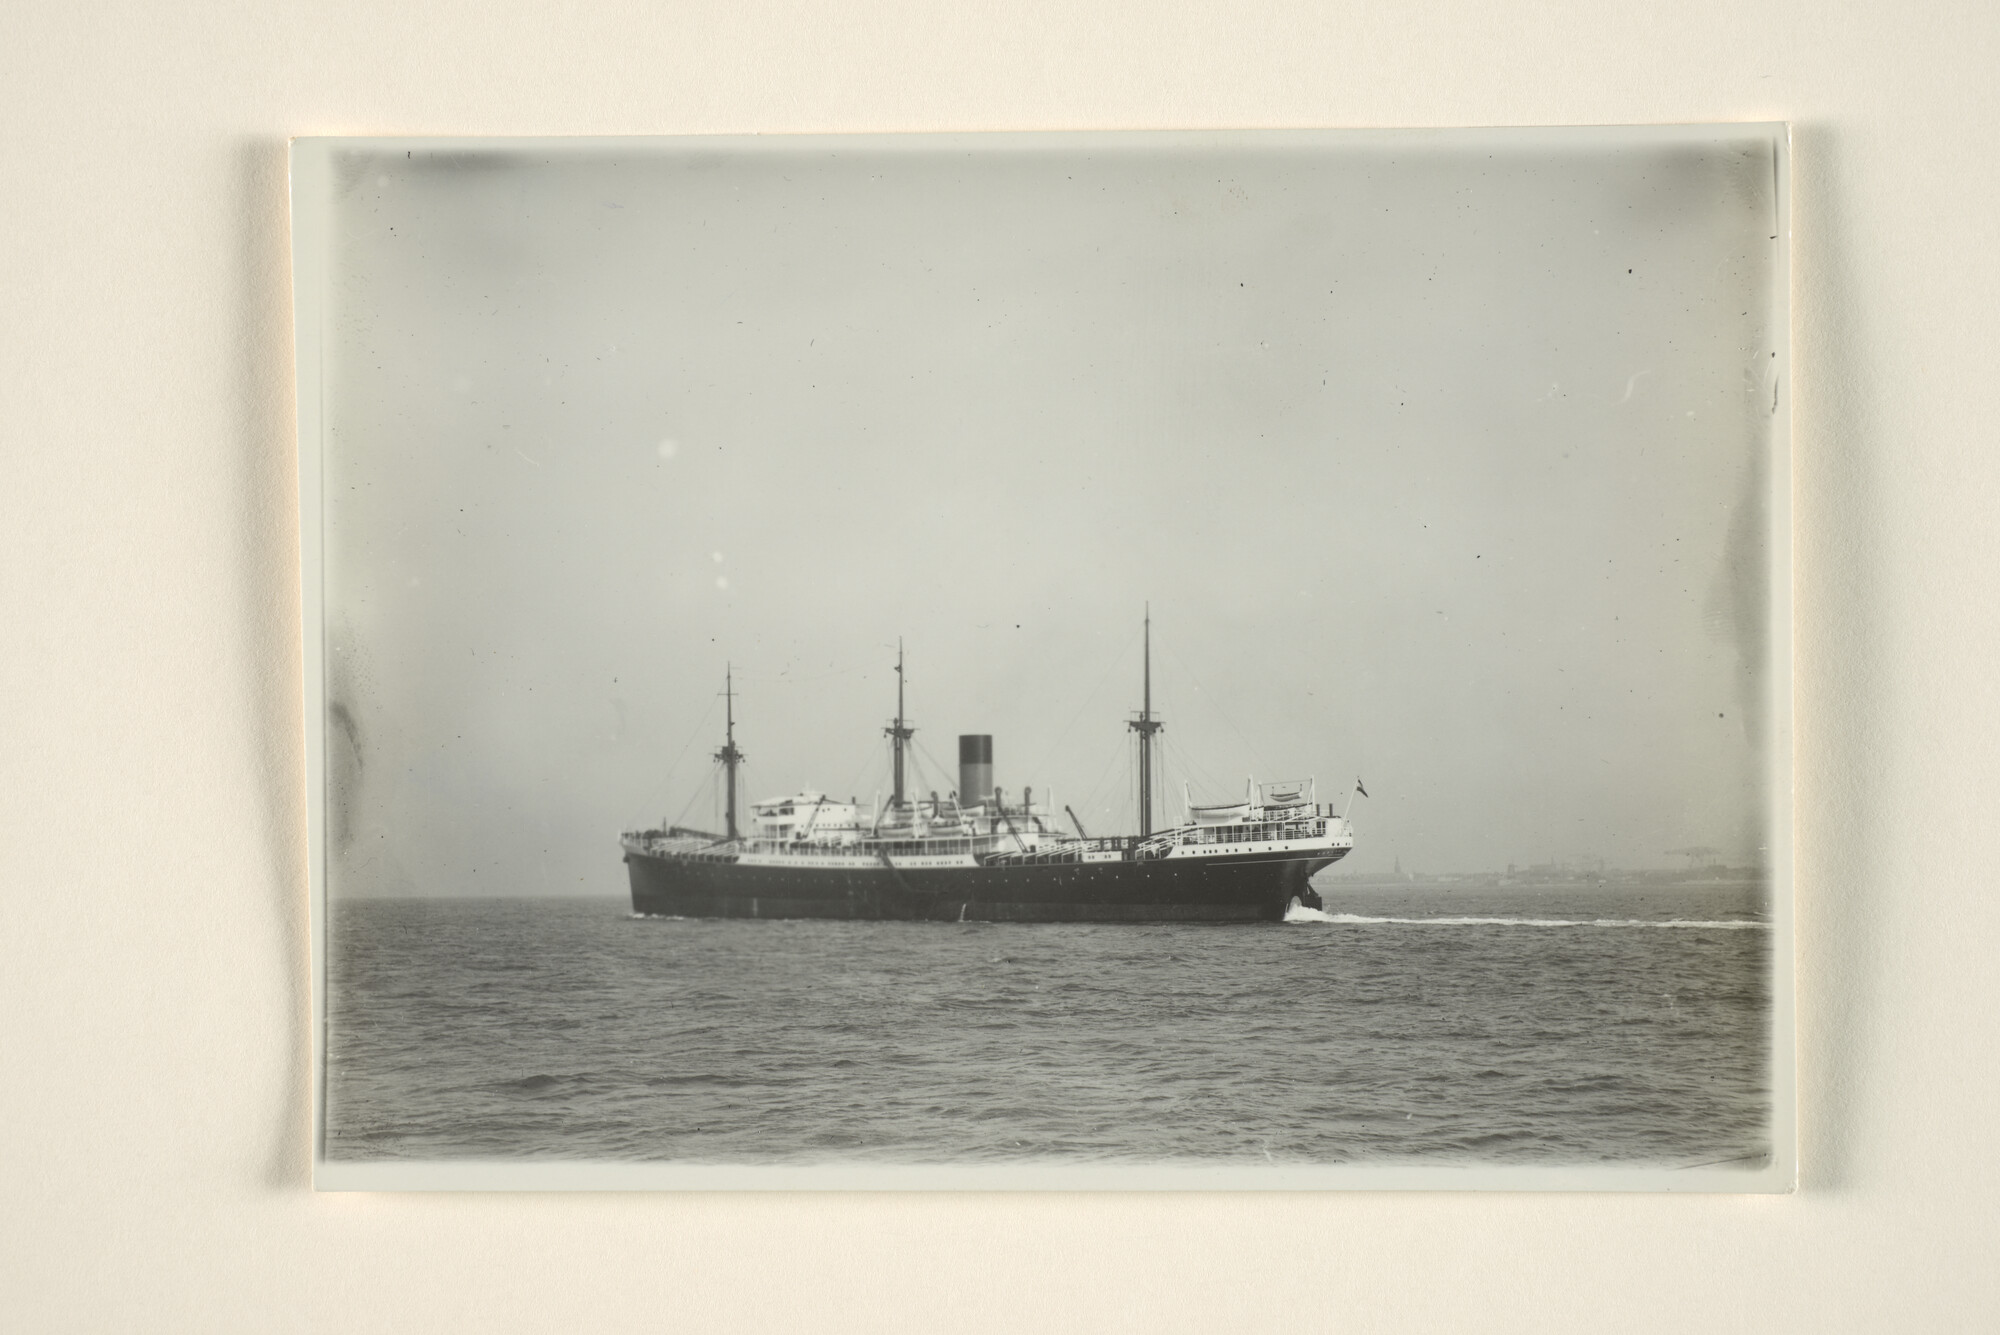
[628,818,1341,866]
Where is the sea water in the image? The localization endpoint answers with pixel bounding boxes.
[324,882,1772,1167]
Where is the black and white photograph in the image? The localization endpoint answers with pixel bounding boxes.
[294,127,1792,1189]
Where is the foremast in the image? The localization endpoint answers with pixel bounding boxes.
[1128,604,1165,835]
[714,665,745,841]
[884,638,915,808]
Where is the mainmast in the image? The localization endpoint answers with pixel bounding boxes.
[714,664,745,841]
[885,639,915,808]
[1128,605,1165,835]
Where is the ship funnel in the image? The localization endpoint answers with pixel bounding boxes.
[958,735,994,809]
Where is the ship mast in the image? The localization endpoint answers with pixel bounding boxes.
[714,664,745,842]
[885,639,915,808]
[1128,605,1164,835]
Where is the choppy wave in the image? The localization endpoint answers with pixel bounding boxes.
[329,894,1773,1166]
[1284,907,1766,929]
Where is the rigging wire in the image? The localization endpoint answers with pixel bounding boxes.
[732,758,752,801]
[1146,673,1178,826]
[842,750,887,811]
[904,744,943,801]
[1163,727,1233,804]
[912,736,960,798]
[666,763,716,833]
[1125,732,1140,834]
[911,743,969,808]
[1128,732,1141,834]
[1021,620,1145,788]
[1158,633,1277,779]
[1147,729,1169,830]
[655,693,721,816]
[1162,732,1230,824]
[668,763,715,833]
[1075,730,1129,828]
[717,663,872,685]
[1155,734,1179,827]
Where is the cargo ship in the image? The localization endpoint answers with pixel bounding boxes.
[620,615,1355,923]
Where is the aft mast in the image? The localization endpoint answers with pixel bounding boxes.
[714,664,745,841]
[1128,605,1165,835]
[885,639,915,808]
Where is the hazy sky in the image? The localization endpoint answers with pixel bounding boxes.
[313,130,1784,896]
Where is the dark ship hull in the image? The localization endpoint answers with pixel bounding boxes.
[625,845,1344,923]
[624,622,1359,925]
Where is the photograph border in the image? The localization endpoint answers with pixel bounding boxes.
[292,124,1795,1193]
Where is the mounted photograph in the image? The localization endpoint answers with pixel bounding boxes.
[292,126,1792,1190]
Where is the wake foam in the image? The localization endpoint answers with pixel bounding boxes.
[1284,911,1767,930]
